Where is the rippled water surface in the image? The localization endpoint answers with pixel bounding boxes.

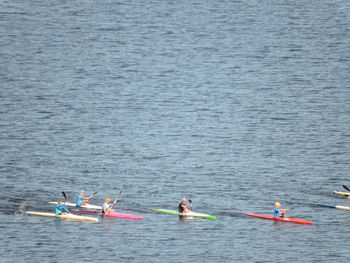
[1,0,350,262]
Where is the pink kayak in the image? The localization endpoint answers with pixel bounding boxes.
[71,209,143,220]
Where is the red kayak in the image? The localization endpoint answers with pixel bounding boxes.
[245,213,313,225]
[71,209,143,220]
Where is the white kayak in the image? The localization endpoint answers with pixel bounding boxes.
[25,211,99,222]
[49,202,102,210]
[317,204,350,211]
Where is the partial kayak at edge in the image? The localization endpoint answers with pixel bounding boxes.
[316,204,350,211]
[333,191,350,197]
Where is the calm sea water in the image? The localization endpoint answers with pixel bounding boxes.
[1,0,350,262]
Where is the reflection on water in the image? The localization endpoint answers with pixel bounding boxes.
[178,215,194,222]
[273,221,312,228]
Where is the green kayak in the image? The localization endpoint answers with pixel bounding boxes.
[153,209,217,220]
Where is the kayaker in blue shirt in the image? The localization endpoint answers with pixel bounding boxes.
[274,202,290,217]
[178,198,192,213]
[55,200,70,215]
[76,190,93,208]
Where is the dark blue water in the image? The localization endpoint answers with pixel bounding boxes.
[1,0,350,262]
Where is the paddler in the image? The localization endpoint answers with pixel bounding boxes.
[55,200,71,215]
[76,190,93,208]
[274,202,290,217]
[102,198,115,215]
[178,198,192,213]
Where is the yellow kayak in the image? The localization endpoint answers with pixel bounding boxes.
[333,191,350,197]
[25,211,99,223]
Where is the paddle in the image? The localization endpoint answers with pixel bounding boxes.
[106,188,123,214]
[62,191,67,202]
[90,191,98,199]
[342,185,350,192]
[60,191,71,213]
[108,199,119,211]
[84,191,98,204]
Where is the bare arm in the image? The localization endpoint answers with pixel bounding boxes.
[83,195,93,201]
[279,208,291,213]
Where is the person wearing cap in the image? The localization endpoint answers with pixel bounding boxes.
[55,200,71,215]
[76,190,93,208]
[178,198,192,213]
[102,198,115,215]
[274,202,290,217]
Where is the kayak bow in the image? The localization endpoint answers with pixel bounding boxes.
[153,209,217,220]
[25,211,99,222]
[244,213,313,225]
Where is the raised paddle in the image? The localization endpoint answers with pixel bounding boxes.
[108,199,119,211]
[60,192,71,213]
[62,191,67,202]
[107,188,123,213]
[106,187,123,213]
[342,185,350,192]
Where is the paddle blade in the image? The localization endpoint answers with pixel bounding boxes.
[343,185,350,192]
[62,192,67,201]
[109,200,119,210]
